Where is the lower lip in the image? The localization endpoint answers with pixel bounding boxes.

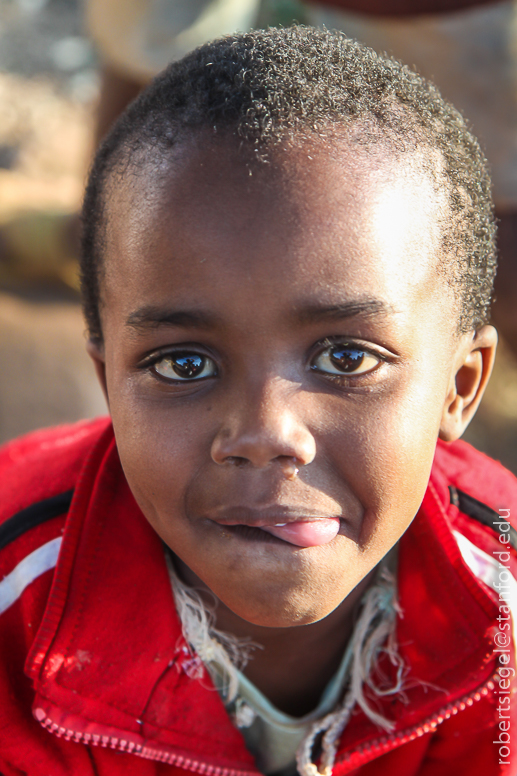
[219,518,341,548]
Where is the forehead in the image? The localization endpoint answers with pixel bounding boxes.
[102,132,453,333]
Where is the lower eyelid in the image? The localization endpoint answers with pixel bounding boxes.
[317,363,384,385]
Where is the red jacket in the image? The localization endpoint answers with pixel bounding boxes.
[0,417,516,776]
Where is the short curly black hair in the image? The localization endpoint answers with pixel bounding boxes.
[81,25,496,345]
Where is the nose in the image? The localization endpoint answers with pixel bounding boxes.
[210,381,316,470]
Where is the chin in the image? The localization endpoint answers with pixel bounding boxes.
[222,591,337,629]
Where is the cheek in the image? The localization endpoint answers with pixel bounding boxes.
[323,369,447,546]
[108,384,216,531]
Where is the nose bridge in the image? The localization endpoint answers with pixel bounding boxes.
[211,374,316,468]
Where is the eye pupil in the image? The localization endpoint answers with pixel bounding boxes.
[172,354,204,378]
[330,347,364,372]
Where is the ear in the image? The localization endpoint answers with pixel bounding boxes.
[86,339,109,409]
[439,325,497,442]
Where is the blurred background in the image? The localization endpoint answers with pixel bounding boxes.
[1,0,517,473]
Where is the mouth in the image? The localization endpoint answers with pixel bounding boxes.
[207,508,342,548]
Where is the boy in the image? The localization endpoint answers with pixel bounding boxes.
[0,25,516,776]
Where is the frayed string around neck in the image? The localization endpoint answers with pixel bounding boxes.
[165,551,259,702]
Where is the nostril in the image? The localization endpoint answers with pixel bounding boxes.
[224,456,250,468]
[279,456,300,481]
[222,454,303,478]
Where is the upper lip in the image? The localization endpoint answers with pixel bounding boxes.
[203,506,342,527]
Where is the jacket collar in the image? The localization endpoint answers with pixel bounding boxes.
[25,423,498,771]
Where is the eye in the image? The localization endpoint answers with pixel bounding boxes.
[311,343,381,376]
[153,352,217,381]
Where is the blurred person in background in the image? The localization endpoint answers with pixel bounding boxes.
[87,0,263,144]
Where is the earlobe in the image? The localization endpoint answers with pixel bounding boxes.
[439,325,497,442]
[86,339,109,408]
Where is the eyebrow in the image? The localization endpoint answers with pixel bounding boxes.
[295,298,394,324]
[125,297,394,333]
[126,306,220,331]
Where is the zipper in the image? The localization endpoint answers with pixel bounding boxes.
[35,709,260,776]
[334,673,498,773]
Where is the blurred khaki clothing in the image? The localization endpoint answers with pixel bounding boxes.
[88,0,517,206]
[305,0,517,209]
[87,0,261,84]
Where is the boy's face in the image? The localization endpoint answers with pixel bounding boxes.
[93,132,493,628]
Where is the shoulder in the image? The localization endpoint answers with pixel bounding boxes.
[0,417,111,526]
[0,417,112,584]
[0,418,112,650]
[433,437,517,514]
[432,437,517,558]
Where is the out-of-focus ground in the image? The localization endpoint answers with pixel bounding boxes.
[0,0,106,442]
[0,292,105,440]
[0,0,517,475]
[0,69,106,440]
[0,72,91,220]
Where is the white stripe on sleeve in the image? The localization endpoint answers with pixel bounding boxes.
[0,536,62,615]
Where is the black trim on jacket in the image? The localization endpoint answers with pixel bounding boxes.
[449,485,517,551]
[0,490,73,551]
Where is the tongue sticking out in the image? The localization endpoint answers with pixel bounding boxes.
[260,518,340,547]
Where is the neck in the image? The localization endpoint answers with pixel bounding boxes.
[174,556,375,716]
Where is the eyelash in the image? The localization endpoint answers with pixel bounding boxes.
[138,338,387,385]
